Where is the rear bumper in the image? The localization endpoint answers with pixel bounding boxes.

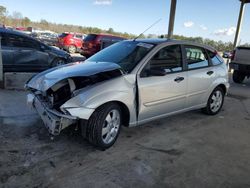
[230,62,250,74]
[27,93,77,135]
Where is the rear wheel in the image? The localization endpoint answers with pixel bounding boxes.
[233,70,245,83]
[68,45,76,53]
[85,103,122,149]
[51,58,65,67]
[202,87,225,115]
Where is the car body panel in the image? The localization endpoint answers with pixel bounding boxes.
[61,74,137,125]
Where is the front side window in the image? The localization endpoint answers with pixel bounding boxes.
[142,45,182,76]
[185,46,209,69]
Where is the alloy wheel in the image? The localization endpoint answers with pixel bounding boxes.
[102,109,121,144]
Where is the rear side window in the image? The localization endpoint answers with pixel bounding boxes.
[84,34,97,42]
[59,33,68,38]
[207,50,223,66]
[147,45,183,73]
[5,34,40,49]
[75,34,83,39]
[185,46,209,69]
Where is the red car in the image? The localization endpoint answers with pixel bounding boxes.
[81,34,126,57]
[58,32,85,53]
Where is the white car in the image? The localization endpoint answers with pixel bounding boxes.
[26,39,229,149]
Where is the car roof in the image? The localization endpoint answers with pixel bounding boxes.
[0,28,34,39]
[132,38,216,52]
[88,33,126,38]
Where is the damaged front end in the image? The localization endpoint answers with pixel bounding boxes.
[26,61,124,135]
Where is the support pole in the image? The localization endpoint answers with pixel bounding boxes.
[233,0,246,48]
[0,36,3,88]
[167,0,177,39]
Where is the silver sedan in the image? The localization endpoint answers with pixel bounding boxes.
[26,39,229,149]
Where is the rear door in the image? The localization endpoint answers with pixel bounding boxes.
[137,44,187,122]
[74,34,83,48]
[184,45,216,107]
[1,33,15,72]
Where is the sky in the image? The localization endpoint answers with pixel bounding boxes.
[0,0,250,43]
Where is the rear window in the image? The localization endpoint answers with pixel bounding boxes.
[207,51,223,66]
[59,33,69,38]
[84,34,97,42]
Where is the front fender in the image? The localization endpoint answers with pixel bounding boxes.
[61,75,137,125]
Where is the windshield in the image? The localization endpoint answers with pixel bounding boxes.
[87,41,155,73]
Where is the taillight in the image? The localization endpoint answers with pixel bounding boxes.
[230,50,236,61]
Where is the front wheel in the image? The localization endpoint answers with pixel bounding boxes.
[85,103,122,149]
[202,87,225,115]
[51,58,65,67]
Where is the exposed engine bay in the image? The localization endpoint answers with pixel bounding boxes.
[26,61,125,135]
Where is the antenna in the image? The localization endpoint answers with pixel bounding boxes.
[133,18,162,41]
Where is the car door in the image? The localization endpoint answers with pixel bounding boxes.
[184,45,216,107]
[74,34,83,48]
[137,44,187,122]
[1,33,15,72]
[8,34,49,72]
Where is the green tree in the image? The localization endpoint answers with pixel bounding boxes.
[40,19,49,29]
[0,5,7,24]
[21,17,31,27]
[12,11,23,26]
[107,27,114,34]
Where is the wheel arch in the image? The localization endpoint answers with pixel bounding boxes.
[93,101,130,127]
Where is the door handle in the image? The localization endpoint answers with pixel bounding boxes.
[207,71,214,76]
[174,76,184,83]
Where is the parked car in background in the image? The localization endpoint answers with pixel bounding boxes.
[80,33,126,57]
[57,32,85,53]
[230,46,250,83]
[222,51,232,58]
[26,39,229,149]
[0,28,72,72]
[32,32,58,46]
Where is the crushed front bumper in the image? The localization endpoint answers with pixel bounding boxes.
[27,93,77,135]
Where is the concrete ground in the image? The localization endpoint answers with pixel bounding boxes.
[0,74,250,188]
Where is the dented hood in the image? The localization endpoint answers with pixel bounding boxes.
[26,61,123,91]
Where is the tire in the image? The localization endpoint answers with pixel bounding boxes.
[233,70,245,83]
[202,87,225,115]
[51,58,65,67]
[68,45,76,54]
[85,103,122,149]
